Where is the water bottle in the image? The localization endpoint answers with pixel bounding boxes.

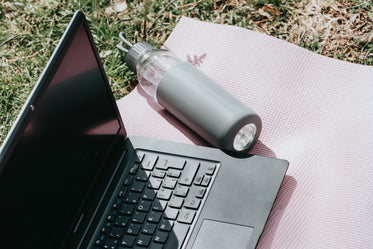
[118,33,262,152]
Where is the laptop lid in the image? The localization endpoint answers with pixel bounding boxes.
[0,11,126,249]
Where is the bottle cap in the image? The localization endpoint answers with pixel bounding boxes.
[126,42,156,73]
[233,123,257,151]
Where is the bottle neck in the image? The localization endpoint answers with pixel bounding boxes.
[136,50,181,98]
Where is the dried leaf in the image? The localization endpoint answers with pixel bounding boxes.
[228,0,246,7]
[105,0,127,14]
[368,32,373,43]
[262,4,280,17]
[162,13,178,19]
[99,50,112,58]
[339,37,348,46]
[178,1,200,9]
[258,8,272,20]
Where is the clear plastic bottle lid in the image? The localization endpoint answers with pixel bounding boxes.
[125,41,156,73]
[233,123,257,151]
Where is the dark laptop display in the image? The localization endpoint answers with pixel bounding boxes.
[0,18,125,249]
[0,11,288,249]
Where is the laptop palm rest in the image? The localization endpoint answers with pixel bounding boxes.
[192,219,253,249]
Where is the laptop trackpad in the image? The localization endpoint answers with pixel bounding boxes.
[192,219,253,249]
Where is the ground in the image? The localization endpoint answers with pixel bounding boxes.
[0,0,372,144]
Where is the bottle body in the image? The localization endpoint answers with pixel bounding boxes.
[132,47,262,152]
[155,61,261,152]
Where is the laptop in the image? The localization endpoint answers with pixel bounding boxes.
[0,11,288,249]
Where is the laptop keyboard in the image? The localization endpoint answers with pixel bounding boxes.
[93,150,218,249]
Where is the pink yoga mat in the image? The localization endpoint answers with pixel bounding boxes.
[117,17,373,248]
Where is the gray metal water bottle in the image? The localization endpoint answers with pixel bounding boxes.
[121,37,262,152]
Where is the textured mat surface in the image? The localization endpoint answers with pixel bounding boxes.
[117,17,373,248]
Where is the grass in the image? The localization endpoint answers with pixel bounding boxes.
[0,0,372,145]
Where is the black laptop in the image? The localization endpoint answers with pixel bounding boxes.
[0,11,288,249]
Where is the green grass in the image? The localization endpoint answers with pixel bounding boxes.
[0,0,136,144]
[0,0,372,145]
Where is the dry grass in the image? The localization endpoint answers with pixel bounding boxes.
[131,0,373,64]
[287,0,373,62]
[244,0,373,63]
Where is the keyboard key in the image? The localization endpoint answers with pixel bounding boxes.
[126,223,141,235]
[152,169,166,178]
[137,200,152,212]
[152,200,167,211]
[149,242,164,249]
[132,211,147,224]
[201,176,211,187]
[154,231,169,244]
[109,226,124,239]
[123,175,133,186]
[136,234,152,246]
[159,219,174,232]
[118,186,128,198]
[100,222,112,233]
[142,222,157,235]
[205,163,216,175]
[141,153,158,171]
[135,170,151,182]
[96,234,105,245]
[112,198,122,209]
[184,198,201,210]
[120,203,134,216]
[130,181,146,193]
[121,235,136,247]
[164,207,179,220]
[135,150,145,163]
[125,192,140,204]
[164,223,189,249]
[193,174,203,185]
[142,188,156,201]
[162,177,178,189]
[107,210,117,222]
[168,196,183,209]
[174,185,189,197]
[129,164,139,175]
[147,211,162,223]
[155,157,170,170]
[103,239,119,249]
[195,187,206,198]
[167,169,181,178]
[157,188,172,200]
[178,209,196,224]
[179,161,199,186]
[168,158,186,170]
[132,246,147,249]
[114,215,129,227]
[148,177,162,189]
[156,157,185,170]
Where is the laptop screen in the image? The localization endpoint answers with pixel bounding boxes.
[0,17,123,248]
